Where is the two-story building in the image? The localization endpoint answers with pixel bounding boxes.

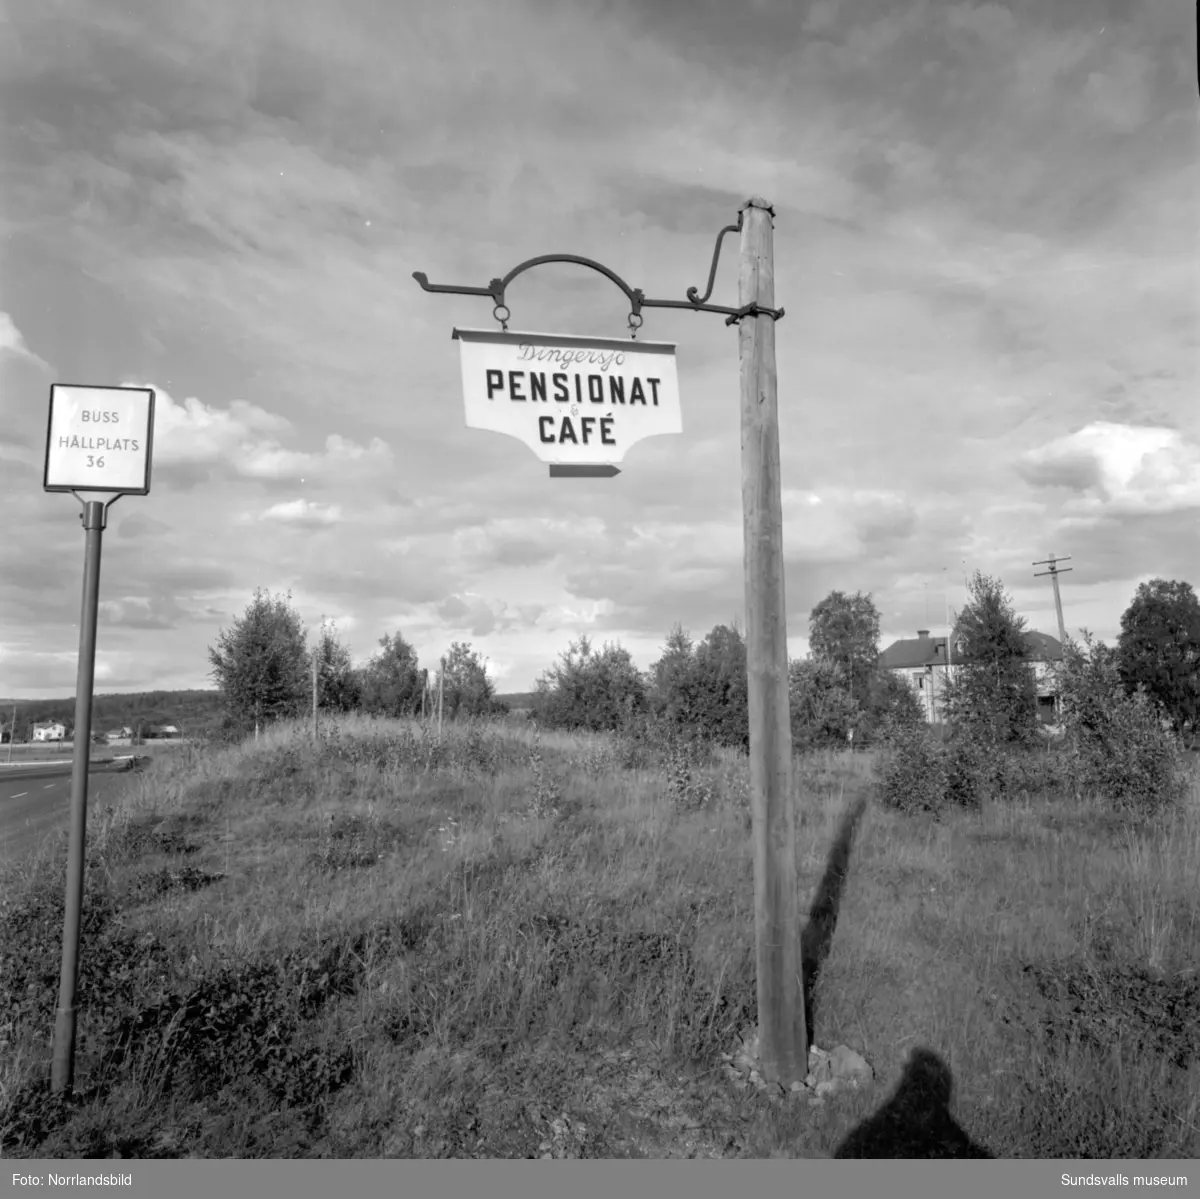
[32,721,67,741]
[878,629,1063,723]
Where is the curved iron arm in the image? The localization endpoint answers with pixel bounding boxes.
[686,216,742,306]
[412,211,784,328]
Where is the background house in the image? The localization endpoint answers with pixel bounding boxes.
[878,629,1063,723]
[32,721,67,741]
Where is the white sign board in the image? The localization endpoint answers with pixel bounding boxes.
[44,384,155,495]
[453,328,681,465]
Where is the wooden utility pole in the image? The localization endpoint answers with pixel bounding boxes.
[312,614,324,743]
[7,701,14,763]
[437,657,445,738]
[1033,554,1072,646]
[1034,554,1072,722]
[738,196,804,1087]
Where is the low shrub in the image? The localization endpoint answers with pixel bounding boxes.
[943,738,989,810]
[875,724,948,817]
[1056,632,1190,816]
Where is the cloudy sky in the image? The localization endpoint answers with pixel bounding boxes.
[1,0,1196,700]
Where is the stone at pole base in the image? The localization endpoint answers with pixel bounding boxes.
[721,1026,874,1108]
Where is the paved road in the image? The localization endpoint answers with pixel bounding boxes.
[0,760,141,871]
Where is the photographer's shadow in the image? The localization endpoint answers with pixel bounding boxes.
[834,1047,993,1159]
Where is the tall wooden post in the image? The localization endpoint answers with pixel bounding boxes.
[312,614,324,743]
[1034,555,1071,646]
[437,658,445,738]
[1034,555,1072,720]
[312,644,319,742]
[738,196,804,1087]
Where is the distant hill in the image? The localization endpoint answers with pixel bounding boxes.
[495,692,536,710]
[0,689,226,740]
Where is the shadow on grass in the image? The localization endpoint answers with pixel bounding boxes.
[800,791,868,1051]
[834,1048,993,1159]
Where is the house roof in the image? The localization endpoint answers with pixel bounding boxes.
[879,630,1062,670]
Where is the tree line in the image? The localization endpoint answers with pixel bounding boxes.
[205,574,1199,752]
[206,589,506,741]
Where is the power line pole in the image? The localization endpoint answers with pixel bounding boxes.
[943,567,954,726]
[1034,554,1073,723]
[1033,554,1072,646]
[7,701,14,763]
[739,196,803,1088]
[312,615,324,744]
[437,657,445,738]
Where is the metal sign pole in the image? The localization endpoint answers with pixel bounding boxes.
[51,495,114,1094]
[43,380,154,1096]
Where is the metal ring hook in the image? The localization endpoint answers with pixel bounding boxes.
[492,303,510,331]
[627,311,643,340]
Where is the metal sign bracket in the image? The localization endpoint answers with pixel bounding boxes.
[413,207,786,336]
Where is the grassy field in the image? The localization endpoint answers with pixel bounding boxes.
[1,713,1197,1159]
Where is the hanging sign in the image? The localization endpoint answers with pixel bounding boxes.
[452,328,681,468]
[43,384,155,495]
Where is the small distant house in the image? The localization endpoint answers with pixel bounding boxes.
[105,726,133,740]
[140,723,181,740]
[32,721,67,742]
[878,629,1063,723]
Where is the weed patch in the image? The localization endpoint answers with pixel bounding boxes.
[1019,961,1198,1070]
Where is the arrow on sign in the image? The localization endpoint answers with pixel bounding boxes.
[549,464,621,478]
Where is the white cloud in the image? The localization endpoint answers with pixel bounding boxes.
[126,383,394,483]
[0,310,50,369]
[140,386,292,463]
[1019,422,1200,515]
[259,499,343,527]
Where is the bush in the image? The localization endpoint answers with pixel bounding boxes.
[616,711,683,771]
[875,724,948,817]
[1056,631,1189,816]
[943,737,989,810]
[533,636,649,734]
[875,723,1071,815]
[859,670,926,749]
[788,658,857,753]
